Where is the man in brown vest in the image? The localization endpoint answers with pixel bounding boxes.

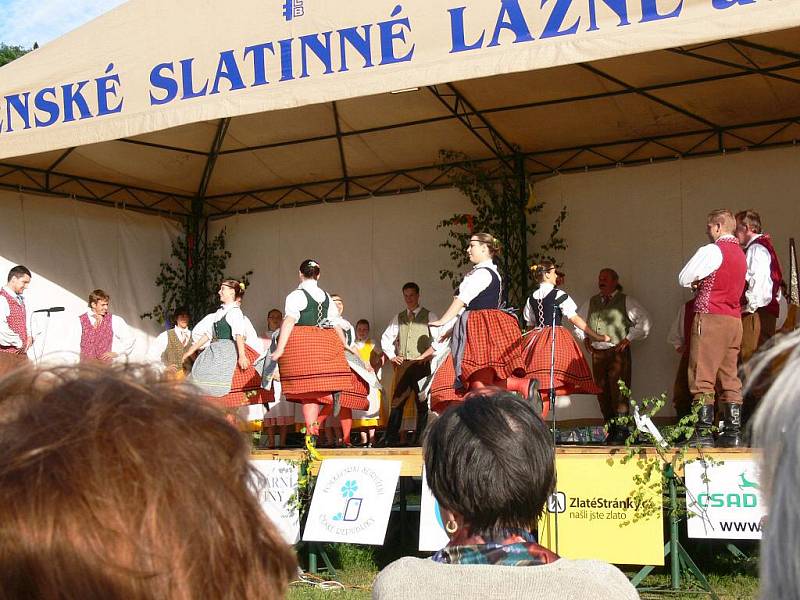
[577,269,651,444]
[378,282,438,446]
[148,306,194,378]
[0,265,32,376]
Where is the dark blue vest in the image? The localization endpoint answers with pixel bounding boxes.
[526,287,566,327]
[467,268,502,310]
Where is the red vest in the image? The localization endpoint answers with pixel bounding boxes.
[694,237,746,318]
[80,312,114,362]
[0,288,27,353]
[749,234,783,317]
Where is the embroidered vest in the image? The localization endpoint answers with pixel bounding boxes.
[588,292,631,345]
[397,308,431,359]
[526,288,566,328]
[0,289,27,353]
[749,235,783,317]
[80,312,114,362]
[466,268,502,310]
[695,237,746,317]
[297,290,330,326]
[162,329,192,370]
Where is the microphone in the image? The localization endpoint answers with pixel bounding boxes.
[32,307,65,314]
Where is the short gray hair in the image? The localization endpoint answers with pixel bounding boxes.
[748,329,800,600]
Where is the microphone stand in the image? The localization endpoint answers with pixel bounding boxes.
[32,309,55,365]
[548,305,559,555]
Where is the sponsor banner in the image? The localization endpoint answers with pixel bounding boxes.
[250,459,301,545]
[303,459,401,545]
[685,459,764,540]
[419,467,450,552]
[538,454,664,565]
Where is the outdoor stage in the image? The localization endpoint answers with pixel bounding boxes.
[252,446,757,476]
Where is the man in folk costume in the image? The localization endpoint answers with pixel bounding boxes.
[576,269,651,444]
[679,209,747,447]
[380,282,438,446]
[147,306,193,379]
[79,289,135,363]
[0,265,32,376]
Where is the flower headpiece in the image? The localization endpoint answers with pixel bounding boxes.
[308,260,319,268]
[239,282,246,291]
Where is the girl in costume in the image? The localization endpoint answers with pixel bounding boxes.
[269,260,369,444]
[351,319,383,446]
[509,260,609,415]
[428,233,527,413]
[259,309,293,449]
[183,280,270,420]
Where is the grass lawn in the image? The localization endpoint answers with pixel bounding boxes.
[285,541,759,599]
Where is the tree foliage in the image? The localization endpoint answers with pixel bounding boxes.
[0,43,34,67]
[141,225,252,326]
[437,150,567,309]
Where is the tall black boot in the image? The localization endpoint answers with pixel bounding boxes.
[606,413,631,446]
[376,401,405,447]
[411,400,429,446]
[716,403,743,448]
[685,404,715,448]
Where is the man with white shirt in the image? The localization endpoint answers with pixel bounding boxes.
[735,210,783,362]
[0,265,32,376]
[380,282,439,446]
[679,209,747,447]
[78,289,135,363]
[147,306,193,378]
[576,268,651,444]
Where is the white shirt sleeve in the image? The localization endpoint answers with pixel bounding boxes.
[777,294,788,330]
[666,306,685,350]
[225,307,246,337]
[523,297,533,326]
[380,314,400,360]
[678,244,723,288]
[147,330,169,362]
[327,295,340,321]
[559,292,578,319]
[111,315,135,357]
[284,290,308,321]
[192,314,215,344]
[625,295,651,342]
[242,317,264,354]
[0,295,22,347]
[456,269,493,305]
[743,243,773,314]
[572,299,590,341]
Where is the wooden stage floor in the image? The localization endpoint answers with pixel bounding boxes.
[252,446,756,477]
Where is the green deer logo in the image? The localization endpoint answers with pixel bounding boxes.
[738,472,760,491]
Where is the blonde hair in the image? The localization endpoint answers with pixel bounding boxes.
[707,209,737,234]
[471,232,501,257]
[530,260,556,283]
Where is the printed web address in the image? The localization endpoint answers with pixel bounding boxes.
[719,521,762,533]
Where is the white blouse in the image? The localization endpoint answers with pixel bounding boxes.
[456,260,500,305]
[192,304,246,341]
[524,284,578,326]
[284,279,339,321]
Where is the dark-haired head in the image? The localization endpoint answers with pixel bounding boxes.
[0,364,296,599]
[220,279,245,301]
[299,259,321,280]
[424,389,555,539]
[402,282,419,294]
[7,265,31,283]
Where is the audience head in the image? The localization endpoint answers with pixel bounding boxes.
[219,279,245,304]
[424,389,555,540]
[88,289,111,315]
[299,259,321,280]
[330,294,344,316]
[171,305,191,329]
[530,260,557,285]
[735,209,762,245]
[6,265,31,293]
[706,209,737,242]
[597,268,622,295]
[467,232,501,264]
[355,319,370,342]
[267,308,283,332]
[402,282,420,311]
[0,364,296,599]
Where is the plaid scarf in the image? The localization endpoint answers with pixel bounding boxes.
[432,529,559,566]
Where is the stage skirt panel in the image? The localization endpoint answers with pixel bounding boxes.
[278,326,354,401]
[460,309,526,382]
[430,354,462,414]
[521,326,601,396]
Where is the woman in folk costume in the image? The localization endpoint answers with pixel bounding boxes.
[182,279,270,418]
[508,261,609,415]
[269,260,369,443]
[428,233,527,413]
[260,308,294,449]
[351,319,383,446]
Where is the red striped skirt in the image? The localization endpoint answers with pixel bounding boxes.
[339,370,370,411]
[213,345,273,408]
[521,326,601,395]
[430,355,462,414]
[461,309,526,381]
[278,327,354,399]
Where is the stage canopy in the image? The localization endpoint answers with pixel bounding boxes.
[1,0,799,218]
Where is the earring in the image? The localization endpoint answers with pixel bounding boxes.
[445,519,458,534]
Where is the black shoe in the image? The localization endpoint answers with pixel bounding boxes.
[685,404,715,448]
[716,403,744,448]
[606,424,630,445]
[528,379,543,416]
[332,391,341,417]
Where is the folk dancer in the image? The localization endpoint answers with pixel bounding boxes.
[0,265,32,376]
[146,306,193,379]
[78,289,135,363]
[352,319,383,447]
[260,308,293,449]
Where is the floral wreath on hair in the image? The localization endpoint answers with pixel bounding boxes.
[308,260,319,268]
[239,282,246,291]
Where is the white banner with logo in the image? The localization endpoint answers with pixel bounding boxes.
[303,459,401,545]
[250,459,301,545]
[419,468,450,552]
[685,458,764,540]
